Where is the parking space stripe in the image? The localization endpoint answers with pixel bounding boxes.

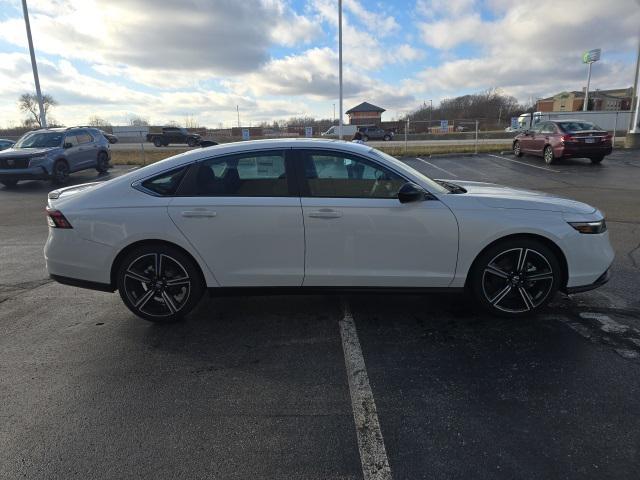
[486,154,561,173]
[339,299,393,480]
[416,157,458,177]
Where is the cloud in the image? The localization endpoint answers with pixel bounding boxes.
[0,0,320,76]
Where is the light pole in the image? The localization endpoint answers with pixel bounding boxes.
[333,103,336,125]
[429,99,433,127]
[630,37,640,134]
[582,48,601,112]
[21,0,47,128]
[338,0,343,140]
[236,105,240,128]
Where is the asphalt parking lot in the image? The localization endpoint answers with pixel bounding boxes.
[1,150,639,479]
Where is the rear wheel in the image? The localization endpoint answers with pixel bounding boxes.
[513,140,523,157]
[187,138,197,147]
[590,156,604,164]
[153,138,163,147]
[363,135,369,142]
[469,238,561,317]
[1,179,18,188]
[543,145,555,164]
[383,134,391,141]
[96,151,110,173]
[117,244,204,323]
[51,160,70,185]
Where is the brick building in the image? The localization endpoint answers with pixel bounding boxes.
[345,102,385,125]
[537,87,633,112]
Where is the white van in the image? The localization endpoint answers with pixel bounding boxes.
[321,125,358,137]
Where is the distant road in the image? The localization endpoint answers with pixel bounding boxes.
[109,138,514,151]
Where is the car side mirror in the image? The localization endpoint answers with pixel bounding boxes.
[398,182,427,204]
[63,142,73,149]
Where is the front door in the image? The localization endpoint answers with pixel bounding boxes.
[297,149,459,287]
[167,149,305,287]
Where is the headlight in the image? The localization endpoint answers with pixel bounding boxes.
[568,219,607,234]
[28,155,47,166]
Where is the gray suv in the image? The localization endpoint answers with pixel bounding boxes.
[0,127,111,188]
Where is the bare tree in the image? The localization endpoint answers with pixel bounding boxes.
[184,114,199,129]
[128,115,150,127]
[88,115,111,128]
[18,93,57,127]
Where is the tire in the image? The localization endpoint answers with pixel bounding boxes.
[543,145,555,165]
[116,244,204,323]
[153,138,163,147]
[469,238,561,317]
[363,135,369,142]
[1,179,18,188]
[96,151,110,173]
[187,138,197,147]
[590,156,604,164]
[51,160,70,185]
[513,140,523,157]
[383,134,391,141]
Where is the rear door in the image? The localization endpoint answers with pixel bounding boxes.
[296,149,459,287]
[167,149,305,287]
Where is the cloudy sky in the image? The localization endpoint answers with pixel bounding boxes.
[0,0,638,128]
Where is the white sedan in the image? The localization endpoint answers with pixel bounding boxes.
[45,139,613,322]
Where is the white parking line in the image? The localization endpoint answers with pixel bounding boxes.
[486,154,561,173]
[416,157,458,177]
[339,299,393,480]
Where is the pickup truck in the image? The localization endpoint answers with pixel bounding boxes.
[146,127,202,147]
[358,126,394,141]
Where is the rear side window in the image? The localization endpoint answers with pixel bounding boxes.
[195,151,288,196]
[140,166,188,196]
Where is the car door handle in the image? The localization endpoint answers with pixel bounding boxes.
[308,208,342,218]
[181,210,217,218]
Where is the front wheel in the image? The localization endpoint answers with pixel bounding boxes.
[513,140,523,157]
[469,238,561,317]
[153,138,163,147]
[363,135,369,142]
[590,156,604,164]
[543,145,555,165]
[187,138,197,147]
[117,244,204,323]
[51,160,70,185]
[383,134,391,141]
[1,179,18,188]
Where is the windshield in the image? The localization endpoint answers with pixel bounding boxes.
[557,121,602,132]
[14,131,64,149]
[368,148,449,194]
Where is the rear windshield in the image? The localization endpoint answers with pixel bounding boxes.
[557,121,602,132]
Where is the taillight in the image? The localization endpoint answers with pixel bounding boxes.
[561,134,574,143]
[604,134,612,142]
[46,208,73,228]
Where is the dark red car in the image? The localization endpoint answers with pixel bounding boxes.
[513,120,612,164]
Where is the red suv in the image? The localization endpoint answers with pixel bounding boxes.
[513,120,612,164]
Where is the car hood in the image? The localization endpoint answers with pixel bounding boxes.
[445,180,596,215]
[0,147,55,157]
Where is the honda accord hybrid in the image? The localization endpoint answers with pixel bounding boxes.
[45,139,613,322]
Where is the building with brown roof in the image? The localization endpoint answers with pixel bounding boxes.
[537,87,633,112]
[345,102,385,125]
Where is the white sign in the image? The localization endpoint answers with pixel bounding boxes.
[511,117,519,130]
[242,128,250,141]
[304,126,313,138]
[440,120,448,133]
[582,48,601,63]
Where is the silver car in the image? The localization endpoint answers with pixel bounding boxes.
[0,127,111,188]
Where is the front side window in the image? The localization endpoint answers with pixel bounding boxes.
[303,151,405,199]
[195,151,288,196]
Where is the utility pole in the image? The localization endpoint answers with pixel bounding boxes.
[629,36,640,133]
[236,105,240,128]
[338,0,343,140]
[429,100,433,128]
[333,103,336,125]
[21,0,47,128]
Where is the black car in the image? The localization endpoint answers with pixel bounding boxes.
[0,139,15,151]
[146,127,202,147]
[358,126,394,141]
